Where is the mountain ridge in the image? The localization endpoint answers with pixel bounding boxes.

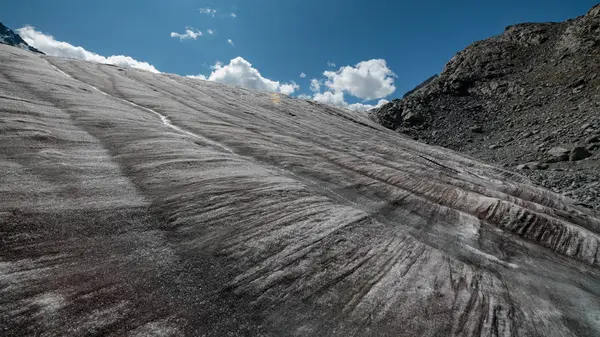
[0,22,44,54]
[370,3,600,210]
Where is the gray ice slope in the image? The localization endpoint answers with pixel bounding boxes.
[1,44,600,336]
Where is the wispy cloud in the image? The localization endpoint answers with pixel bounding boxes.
[299,72,306,78]
[207,29,214,35]
[310,79,321,93]
[227,39,235,46]
[230,13,237,18]
[199,7,217,17]
[17,26,159,73]
[327,61,336,67]
[170,28,203,41]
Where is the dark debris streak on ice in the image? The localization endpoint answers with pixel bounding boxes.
[0,45,599,337]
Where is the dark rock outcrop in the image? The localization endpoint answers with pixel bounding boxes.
[403,74,439,98]
[570,146,592,161]
[0,22,44,54]
[370,4,600,210]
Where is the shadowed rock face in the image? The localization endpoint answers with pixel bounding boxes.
[0,22,44,54]
[1,45,600,336]
[369,5,600,210]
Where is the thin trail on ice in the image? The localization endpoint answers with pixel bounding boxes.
[46,60,235,155]
[44,59,358,207]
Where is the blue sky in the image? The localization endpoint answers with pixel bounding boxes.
[1,0,597,110]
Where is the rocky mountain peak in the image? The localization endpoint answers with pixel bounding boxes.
[0,22,44,54]
[369,4,600,210]
[588,4,600,17]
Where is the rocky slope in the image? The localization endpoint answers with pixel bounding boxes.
[1,44,600,336]
[371,4,600,211]
[0,22,43,54]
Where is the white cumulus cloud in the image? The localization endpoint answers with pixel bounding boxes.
[187,74,207,80]
[347,99,389,112]
[170,28,203,41]
[312,90,388,112]
[307,59,396,111]
[200,7,217,17]
[207,29,214,35]
[313,90,346,107]
[279,82,300,95]
[323,59,396,100]
[299,72,306,78]
[17,26,159,73]
[189,57,300,95]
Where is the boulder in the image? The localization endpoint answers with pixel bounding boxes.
[546,147,569,162]
[570,147,592,161]
[402,109,425,126]
[470,125,483,133]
